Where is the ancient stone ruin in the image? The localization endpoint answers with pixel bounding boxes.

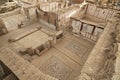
[0,0,120,80]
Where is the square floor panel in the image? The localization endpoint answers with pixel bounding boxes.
[65,40,89,57]
[39,56,72,80]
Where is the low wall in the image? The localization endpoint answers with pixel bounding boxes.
[0,8,21,18]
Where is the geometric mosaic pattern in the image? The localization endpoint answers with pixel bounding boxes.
[65,40,89,57]
[39,56,72,80]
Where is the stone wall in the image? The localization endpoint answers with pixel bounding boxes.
[37,8,58,30]
[85,3,118,21]
[77,16,118,80]
[112,44,120,80]
[112,15,120,80]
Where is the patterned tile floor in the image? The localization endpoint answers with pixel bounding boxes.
[40,56,72,80]
[65,39,89,58]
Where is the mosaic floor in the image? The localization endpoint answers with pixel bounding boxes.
[65,40,89,58]
[39,56,72,80]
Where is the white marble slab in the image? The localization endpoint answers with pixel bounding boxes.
[93,27,103,37]
[87,4,96,16]
[94,8,100,17]
[72,20,76,27]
